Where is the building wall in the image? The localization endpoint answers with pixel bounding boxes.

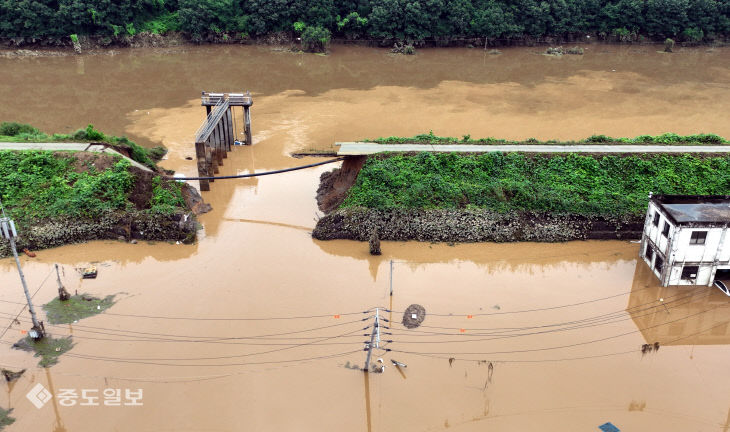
[640,201,730,287]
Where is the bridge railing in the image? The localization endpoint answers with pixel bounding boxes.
[195,98,230,144]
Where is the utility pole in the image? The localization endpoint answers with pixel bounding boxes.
[389,260,393,297]
[0,205,44,340]
[55,264,70,301]
[364,308,379,372]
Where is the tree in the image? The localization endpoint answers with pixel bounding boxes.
[645,0,689,37]
[471,0,521,39]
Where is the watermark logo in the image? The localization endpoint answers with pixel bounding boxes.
[25,385,143,409]
[26,383,53,409]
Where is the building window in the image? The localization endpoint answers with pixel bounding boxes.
[661,221,670,237]
[681,265,699,280]
[645,245,654,262]
[654,255,664,273]
[652,213,660,227]
[690,231,707,245]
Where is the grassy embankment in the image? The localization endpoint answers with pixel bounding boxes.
[313,133,730,242]
[0,122,165,169]
[371,131,730,146]
[0,122,195,256]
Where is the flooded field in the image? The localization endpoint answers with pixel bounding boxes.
[1,44,730,431]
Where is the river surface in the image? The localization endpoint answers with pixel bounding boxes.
[1,44,730,431]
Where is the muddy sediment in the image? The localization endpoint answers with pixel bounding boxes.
[313,207,643,242]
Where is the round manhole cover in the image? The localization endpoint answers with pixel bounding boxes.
[402,304,426,329]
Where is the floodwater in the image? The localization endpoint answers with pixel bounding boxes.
[1,44,730,431]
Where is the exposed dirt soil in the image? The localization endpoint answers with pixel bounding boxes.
[128,166,155,210]
[63,151,118,173]
[316,156,366,213]
[181,184,213,215]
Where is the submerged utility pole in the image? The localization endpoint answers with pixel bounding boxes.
[389,260,393,296]
[0,204,44,340]
[364,308,380,372]
[55,264,70,301]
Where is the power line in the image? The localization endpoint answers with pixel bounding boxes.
[0,325,371,362]
[388,286,707,337]
[0,297,376,321]
[392,319,730,365]
[388,292,701,344]
[167,157,344,181]
[100,308,374,321]
[386,282,660,318]
[0,311,372,341]
[389,303,729,357]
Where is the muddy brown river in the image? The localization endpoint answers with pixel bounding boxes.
[1,44,730,431]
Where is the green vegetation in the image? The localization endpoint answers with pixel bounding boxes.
[43,295,116,325]
[371,131,729,146]
[0,122,166,169]
[0,150,134,225]
[13,336,74,368]
[342,152,730,217]
[149,176,186,214]
[0,407,14,430]
[1,0,729,44]
[301,25,331,52]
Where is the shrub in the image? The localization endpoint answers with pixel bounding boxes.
[293,21,306,32]
[149,177,185,214]
[301,25,331,52]
[682,27,704,42]
[0,122,39,136]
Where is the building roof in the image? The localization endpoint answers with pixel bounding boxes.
[653,195,730,226]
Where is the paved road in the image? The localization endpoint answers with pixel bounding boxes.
[0,142,153,172]
[336,142,730,156]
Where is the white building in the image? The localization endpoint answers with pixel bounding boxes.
[640,194,730,287]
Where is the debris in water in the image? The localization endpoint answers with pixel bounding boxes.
[641,343,652,355]
[1,368,25,383]
[653,341,660,352]
[449,357,455,367]
[492,304,501,310]
[373,358,385,373]
[22,248,36,257]
[368,229,381,255]
[343,361,360,370]
[81,266,97,279]
[402,304,426,329]
[185,156,193,160]
[391,359,407,368]
[598,422,620,432]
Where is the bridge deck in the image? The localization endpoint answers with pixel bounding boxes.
[201,92,252,107]
[336,142,730,156]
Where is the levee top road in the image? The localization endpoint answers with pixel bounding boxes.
[336,142,730,155]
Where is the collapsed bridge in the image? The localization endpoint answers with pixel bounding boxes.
[194,91,253,191]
